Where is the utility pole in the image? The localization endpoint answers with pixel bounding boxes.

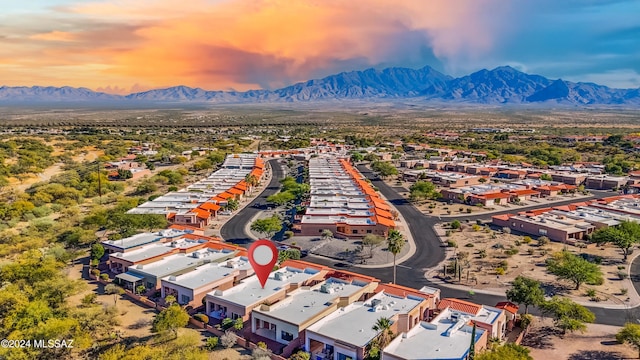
[97,159,103,202]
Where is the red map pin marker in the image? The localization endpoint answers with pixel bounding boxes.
[248,239,278,289]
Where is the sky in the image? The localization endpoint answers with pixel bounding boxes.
[0,0,639,94]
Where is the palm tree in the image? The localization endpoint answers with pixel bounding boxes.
[245,174,258,191]
[386,229,405,284]
[321,229,333,241]
[372,317,394,351]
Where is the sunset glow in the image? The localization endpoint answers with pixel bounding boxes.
[1,0,639,93]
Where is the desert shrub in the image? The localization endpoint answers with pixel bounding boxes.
[618,271,629,280]
[465,243,474,247]
[451,220,461,229]
[520,314,533,329]
[505,248,519,256]
[496,267,506,275]
[585,288,597,297]
[81,293,97,306]
[621,288,629,295]
[204,337,219,350]
[90,268,100,277]
[447,240,457,248]
[538,236,550,246]
[220,331,237,348]
[100,273,109,281]
[284,231,294,239]
[194,313,209,324]
[522,236,532,244]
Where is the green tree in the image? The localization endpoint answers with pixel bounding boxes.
[546,251,603,290]
[116,168,133,179]
[137,214,169,231]
[616,323,640,359]
[104,284,124,306]
[506,276,544,314]
[367,317,394,360]
[451,220,461,230]
[321,229,333,241]
[251,215,283,238]
[266,191,296,206]
[386,229,405,284]
[152,304,189,338]
[362,234,384,258]
[409,181,440,201]
[539,173,553,181]
[592,221,640,260]
[372,316,394,348]
[540,296,595,334]
[350,152,365,162]
[476,343,533,360]
[225,198,239,211]
[245,174,259,188]
[192,159,213,171]
[90,243,105,261]
[136,180,158,194]
[371,161,398,179]
[278,249,301,263]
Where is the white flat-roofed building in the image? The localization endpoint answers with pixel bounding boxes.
[589,196,640,218]
[436,298,506,339]
[382,309,487,360]
[305,292,427,360]
[161,256,254,307]
[205,264,327,322]
[298,156,395,238]
[117,247,235,291]
[128,154,261,216]
[101,228,190,254]
[252,278,377,345]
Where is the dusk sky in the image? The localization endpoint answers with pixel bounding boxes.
[1,0,639,93]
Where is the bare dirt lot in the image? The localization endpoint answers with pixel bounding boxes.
[65,259,157,339]
[438,224,635,306]
[524,318,637,360]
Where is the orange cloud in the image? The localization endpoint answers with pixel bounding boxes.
[0,0,513,92]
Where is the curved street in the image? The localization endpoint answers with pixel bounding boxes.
[222,159,638,326]
[220,159,285,245]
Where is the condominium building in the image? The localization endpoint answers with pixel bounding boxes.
[295,157,395,238]
[304,291,428,360]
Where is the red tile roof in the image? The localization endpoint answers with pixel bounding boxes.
[492,214,514,221]
[437,298,482,316]
[495,301,519,315]
[376,283,434,299]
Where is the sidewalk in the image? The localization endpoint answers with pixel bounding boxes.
[357,187,417,269]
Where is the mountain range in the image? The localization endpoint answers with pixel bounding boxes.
[1,65,639,106]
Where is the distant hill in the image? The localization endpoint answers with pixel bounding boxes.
[1,65,639,106]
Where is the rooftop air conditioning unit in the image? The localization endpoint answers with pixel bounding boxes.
[274,272,284,280]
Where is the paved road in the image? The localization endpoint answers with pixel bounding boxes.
[220,159,285,245]
[223,160,635,325]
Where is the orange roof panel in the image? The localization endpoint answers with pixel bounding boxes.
[438,298,482,316]
[218,192,234,199]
